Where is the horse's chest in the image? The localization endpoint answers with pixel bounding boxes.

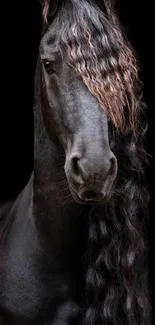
[1,254,79,324]
[1,265,42,320]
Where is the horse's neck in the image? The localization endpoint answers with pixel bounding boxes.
[32,61,88,257]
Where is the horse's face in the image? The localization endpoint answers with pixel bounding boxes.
[39,27,117,204]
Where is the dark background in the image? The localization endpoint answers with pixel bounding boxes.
[0,0,154,319]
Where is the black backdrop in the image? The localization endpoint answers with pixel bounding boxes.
[0,0,154,319]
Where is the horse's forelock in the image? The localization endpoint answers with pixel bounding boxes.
[52,0,142,135]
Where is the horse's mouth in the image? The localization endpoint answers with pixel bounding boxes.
[70,186,106,205]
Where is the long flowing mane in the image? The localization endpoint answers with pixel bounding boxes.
[41,1,151,324]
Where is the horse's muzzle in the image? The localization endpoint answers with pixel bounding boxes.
[65,149,118,204]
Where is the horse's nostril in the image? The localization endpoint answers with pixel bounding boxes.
[70,155,84,185]
[72,156,80,175]
[108,156,117,177]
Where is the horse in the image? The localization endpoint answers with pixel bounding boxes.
[0,0,152,324]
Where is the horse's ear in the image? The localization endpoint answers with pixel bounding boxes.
[40,0,61,24]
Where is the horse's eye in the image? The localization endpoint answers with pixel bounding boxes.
[42,60,55,74]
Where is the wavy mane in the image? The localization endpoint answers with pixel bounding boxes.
[41,1,152,324]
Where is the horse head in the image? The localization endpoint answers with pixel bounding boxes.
[38,0,140,204]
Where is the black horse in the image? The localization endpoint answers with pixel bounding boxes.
[0,0,152,324]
